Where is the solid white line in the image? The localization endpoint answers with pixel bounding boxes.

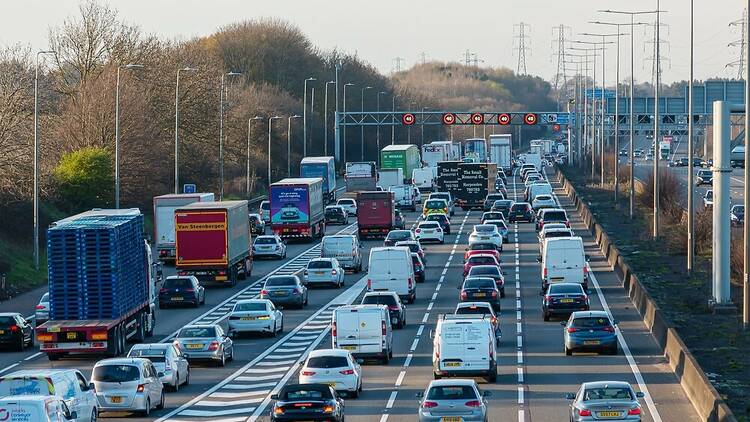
[385,391,398,408]
[0,363,19,375]
[379,414,389,422]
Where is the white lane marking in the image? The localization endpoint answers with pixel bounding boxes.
[395,370,406,387]
[379,415,389,422]
[519,409,526,422]
[385,391,398,408]
[24,352,42,361]
[176,408,257,417]
[223,381,277,390]
[517,367,524,383]
[518,386,525,405]
[517,350,523,364]
[422,313,429,323]
[517,335,523,348]
[195,397,264,407]
[0,363,19,375]
[410,338,419,351]
[426,302,434,311]
[404,353,413,367]
[416,325,424,336]
[209,390,270,399]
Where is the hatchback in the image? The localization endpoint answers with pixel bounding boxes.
[396,240,426,262]
[416,379,490,422]
[228,299,283,337]
[92,358,164,416]
[424,213,451,234]
[299,349,362,397]
[261,275,308,308]
[336,198,358,216]
[253,235,287,259]
[384,229,416,246]
[249,213,266,235]
[35,292,49,327]
[532,194,557,210]
[173,324,234,366]
[468,224,502,250]
[463,254,500,277]
[0,313,34,351]
[325,205,349,225]
[127,343,189,391]
[159,276,205,308]
[304,258,345,288]
[361,291,407,328]
[542,283,589,321]
[466,265,505,297]
[483,193,506,211]
[483,219,509,243]
[259,200,271,222]
[460,277,501,310]
[464,242,500,262]
[563,311,618,356]
[703,190,713,208]
[566,381,645,422]
[416,221,445,244]
[508,202,535,223]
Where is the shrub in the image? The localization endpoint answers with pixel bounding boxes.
[636,169,683,225]
[52,147,113,212]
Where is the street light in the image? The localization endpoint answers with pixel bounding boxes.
[324,81,335,156]
[114,63,144,209]
[361,86,373,161]
[391,94,400,145]
[219,71,242,200]
[174,66,197,194]
[33,50,54,271]
[288,115,301,177]
[342,83,354,162]
[570,45,603,177]
[377,91,387,164]
[303,77,316,157]
[267,116,283,186]
[247,116,263,197]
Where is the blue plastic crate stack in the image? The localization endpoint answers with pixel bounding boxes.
[47,213,148,321]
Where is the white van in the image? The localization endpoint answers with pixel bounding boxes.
[321,235,363,272]
[0,395,78,422]
[431,315,497,382]
[541,237,588,291]
[389,185,419,211]
[367,247,416,303]
[0,369,98,422]
[526,183,553,203]
[332,305,393,363]
[412,168,435,192]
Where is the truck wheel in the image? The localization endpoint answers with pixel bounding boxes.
[146,312,154,337]
[106,328,119,357]
[47,353,63,361]
[134,313,146,343]
[238,260,248,280]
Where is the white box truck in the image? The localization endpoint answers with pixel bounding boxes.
[378,168,404,191]
[153,192,214,262]
[489,134,512,175]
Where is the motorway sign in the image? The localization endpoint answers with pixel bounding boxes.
[183,183,197,194]
[586,88,615,99]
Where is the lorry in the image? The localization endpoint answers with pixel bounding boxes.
[731,146,745,168]
[356,191,395,238]
[436,161,462,199]
[530,140,544,156]
[380,144,421,183]
[345,161,377,192]
[37,209,157,360]
[463,138,487,162]
[518,153,543,172]
[378,168,404,191]
[412,167,435,192]
[175,201,253,286]
[489,134,512,176]
[300,156,337,204]
[153,193,214,263]
[659,136,672,161]
[422,142,453,168]
[455,163,497,210]
[269,178,325,241]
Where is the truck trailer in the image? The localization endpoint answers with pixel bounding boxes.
[489,134,512,175]
[356,191,395,238]
[300,156,337,204]
[380,144,421,183]
[455,163,497,210]
[436,161,462,199]
[345,162,378,192]
[153,193,214,263]
[270,178,325,241]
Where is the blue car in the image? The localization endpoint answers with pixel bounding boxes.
[562,311,618,356]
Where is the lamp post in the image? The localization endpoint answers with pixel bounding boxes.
[377,91,387,164]
[114,64,143,209]
[324,81,335,156]
[267,116,283,186]
[391,94,400,145]
[288,115,301,177]
[342,83,354,162]
[421,107,429,148]
[303,77,316,158]
[219,71,242,200]
[174,66,197,194]
[743,0,750,326]
[33,50,54,271]
[360,86,373,161]
[247,116,263,197]
[570,46,601,175]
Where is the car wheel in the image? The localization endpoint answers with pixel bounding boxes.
[350,386,360,398]
[565,345,572,356]
[218,351,226,367]
[271,321,277,337]
[228,346,234,361]
[142,399,151,416]
[608,345,618,355]
[156,391,165,410]
[543,312,550,322]
[279,317,284,333]
[90,409,97,422]
[184,369,190,386]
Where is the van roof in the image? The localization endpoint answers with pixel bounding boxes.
[336,304,388,313]
[3,369,76,378]
[0,395,57,403]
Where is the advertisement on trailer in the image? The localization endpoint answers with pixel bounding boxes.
[271,185,310,224]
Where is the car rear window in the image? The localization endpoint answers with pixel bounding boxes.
[420,222,440,229]
[426,215,447,222]
[255,237,278,245]
[338,199,355,205]
[426,200,445,208]
[387,231,411,240]
[474,225,494,232]
[261,202,270,210]
[469,256,496,265]
[266,277,297,287]
[426,385,478,400]
[306,355,349,368]
[469,243,495,251]
[362,295,397,306]
[308,260,333,269]
[469,266,500,276]
[164,278,192,289]
[511,203,530,211]
[536,195,552,201]
[583,387,633,401]
[548,284,583,294]
[0,317,16,325]
[234,302,267,312]
[178,327,216,338]
[464,278,496,289]
[128,349,167,363]
[432,194,449,202]
[326,208,343,215]
[92,365,141,383]
[456,306,493,316]
[543,211,567,221]
[571,317,611,328]
[484,213,503,220]
[282,387,332,400]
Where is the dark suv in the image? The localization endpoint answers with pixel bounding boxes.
[508,202,535,223]
[325,206,348,225]
[425,213,451,234]
[361,291,407,328]
[159,276,205,308]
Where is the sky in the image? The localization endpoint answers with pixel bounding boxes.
[0,0,743,85]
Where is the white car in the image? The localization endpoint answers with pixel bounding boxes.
[703,189,713,208]
[468,224,503,250]
[415,221,445,244]
[532,194,557,210]
[227,299,283,337]
[299,349,363,397]
[337,198,358,216]
[304,258,345,288]
[253,234,286,259]
[127,343,190,392]
[92,357,165,416]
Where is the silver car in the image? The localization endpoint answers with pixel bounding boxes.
[566,381,645,421]
[173,324,234,366]
[127,343,190,391]
[303,258,345,288]
[35,292,49,326]
[253,235,287,259]
[92,357,165,417]
[417,379,490,422]
[228,299,283,337]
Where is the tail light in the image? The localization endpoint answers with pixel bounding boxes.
[274,407,284,415]
[460,291,467,299]
[293,288,302,295]
[583,266,589,277]
[136,384,146,393]
[628,408,641,416]
[177,271,187,276]
[603,326,615,333]
[261,289,269,295]
[408,278,413,288]
[422,401,438,408]
[381,321,387,335]
[339,369,355,375]
[367,280,372,290]
[9,325,18,332]
[184,288,195,293]
[35,305,45,310]
[388,305,400,311]
[323,405,335,413]
[331,270,338,275]
[543,268,548,278]
[208,341,219,351]
[159,288,168,294]
[301,370,316,376]
[218,271,226,276]
[567,327,577,333]
[465,400,482,408]
[577,409,592,417]
[491,291,497,298]
[332,322,337,337]
[544,295,552,302]
[415,229,421,233]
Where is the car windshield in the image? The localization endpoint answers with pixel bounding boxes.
[282,387,332,400]
[387,231,411,240]
[234,302,267,312]
[469,243,495,251]
[426,200,445,208]
[308,260,333,269]
[536,195,552,201]
[456,306,493,316]
[571,317,612,328]
[326,208,343,215]
[255,237,277,245]
[469,256,496,265]
[486,195,503,201]
[469,266,500,276]
[306,355,349,369]
[432,194,449,201]
[266,277,297,287]
[260,202,269,211]
[164,278,192,288]
[464,278,496,289]
[338,199,355,205]
[583,387,634,401]
[92,365,141,383]
[474,225,495,233]
[178,327,216,338]
[548,284,583,294]
[426,385,478,400]
[543,211,566,221]
[40,293,49,302]
[362,294,397,306]
[706,191,713,200]
[128,349,167,363]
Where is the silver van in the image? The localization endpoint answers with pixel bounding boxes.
[321,235,362,272]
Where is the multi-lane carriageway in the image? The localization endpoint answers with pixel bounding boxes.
[0,171,700,422]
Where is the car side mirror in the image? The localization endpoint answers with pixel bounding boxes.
[88,382,96,392]
[482,390,492,397]
[536,257,542,263]
[636,392,645,398]
[271,394,279,400]
[157,371,165,378]
[585,255,590,261]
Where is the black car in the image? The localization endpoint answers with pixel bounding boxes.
[384,230,414,246]
[481,211,505,224]
[425,213,451,234]
[362,291,407,328]
[394,209,406,230]
[490,200,514,218]
[325,206,348,225]
[669,158,689,167]
[159,276,205,308]
[508,202,535,223]
[696,169,713,186]
[249,214,265,235]
[411,253,426,283]
[483,193,506,211]
[271,383,345,422]
[692,158,703,167]
[542,283,589,321]
[731,205,745,227]
[0,313,34,351]
[460,277,501,311]
[465,265,505,297]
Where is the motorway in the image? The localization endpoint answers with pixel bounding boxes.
[0,172,700,421]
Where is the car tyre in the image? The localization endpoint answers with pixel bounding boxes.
[565,345,572,356]
[607,345,618,356]
[218,351,226,367]
[90,409,97,422]
[142,399,151,417]
[16,337,24,352]
[184,369,190,386]
[228,347,234,362]
[543,312,550,322]
[156,391,165,410]
[173,373,179,392]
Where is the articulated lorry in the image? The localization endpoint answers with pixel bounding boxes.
[37,209,157,360]
[300,156,337,204]
[270,178,325,241]
[153,193,214,263]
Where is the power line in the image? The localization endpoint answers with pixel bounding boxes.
[514,22,532,75]
[552,24,572,106]
[391,57,405,74]
[643,21,671,86]
[727,8,747,79]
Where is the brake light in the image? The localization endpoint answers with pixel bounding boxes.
[544,295,552,302]
[491,291,497,298]
[301,370,316,376]
[91,332,107,340]
[491,316,497,325]
[567,327,577,333]
[465,400,482,408]
[323,405,335,413]
[261,289,269,295]
[177,271,187,276]
[340,369,355,375]
[332,322,337,337]
[422,401,438,408]
[460,291,467,299]
[543,268,548,278]
[603,326,615,332]
[208,341,219,351]
[274,407,284,415]
[367,280,372,290]
[628,408,641,415]
[9,325,18,332]
[218,271,226,276]
[415,229,421,233]
[159,288,167,294]
[382,321,387,335]
[35,305,45,310]
[184,288,195,293]
[388,305,400,311]
[577,409,592,417]
[136,384,146,393]
[37,334,54,342]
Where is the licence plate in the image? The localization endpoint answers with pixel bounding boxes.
[274,291,288,296]
[172,296,183,301]
[598,411,622,418]
[110,396,123,404]
[0,330,4,335]
[241,317,256,321]
[66,332,77,340]
[215,276,228,281]
[474,293,486,297]
[186,343,203,349]
[441,418,462,422]
[560,298,574,303]
[584,340,600,345]
[341,345,357,351]
[444,362,461,367]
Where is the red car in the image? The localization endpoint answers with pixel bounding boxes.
[464,242,500,262]
[463,254,500,277]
